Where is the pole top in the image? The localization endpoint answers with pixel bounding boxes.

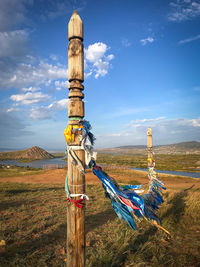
[68,10,83,41]
[147,126,152,136]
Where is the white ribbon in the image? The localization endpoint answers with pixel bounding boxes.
[69,193,89,200]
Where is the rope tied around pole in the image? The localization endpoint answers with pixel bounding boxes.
[64,121,95,208]
[65,171,89,209]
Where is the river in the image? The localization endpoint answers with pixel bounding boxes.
[131,167,200,179]
[0,158,67,169]
[0,158,200,178]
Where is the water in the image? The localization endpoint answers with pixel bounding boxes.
[0,157,67,169]
[0,158,199,178]
[131,167,200,179]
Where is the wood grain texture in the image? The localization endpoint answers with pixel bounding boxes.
[68,10,83,41]
[67,150,85,267]
[67,10,85,267]
[147,127,153,166]
[68,98,84,118]
[68,90,84,98]
[68,80,84,90]
[147,127,152,148]
[68,39,84,82]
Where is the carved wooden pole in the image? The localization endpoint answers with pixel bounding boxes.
[147,127,153,167]
[67,10,85,267]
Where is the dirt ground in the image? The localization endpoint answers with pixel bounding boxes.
[0,168,199,191]
[0,169,100,185]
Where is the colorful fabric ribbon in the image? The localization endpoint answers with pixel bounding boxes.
[64,120,169,234]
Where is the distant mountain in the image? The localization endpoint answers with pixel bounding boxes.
[164,141,200,149]
[0,148,20,152]
[153,141,200,154]
[0,146,54,160]
[98,141,200,154]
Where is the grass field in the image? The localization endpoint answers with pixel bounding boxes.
[0,163,200,267]
[0,166,44,178]
[97,153,200,173]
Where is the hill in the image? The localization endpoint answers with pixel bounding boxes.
[165,141,200,149]
[154,141,200,154]
[0,146,54,160]
[97,141,200,154]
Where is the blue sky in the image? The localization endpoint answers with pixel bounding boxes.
[0,0,200,150]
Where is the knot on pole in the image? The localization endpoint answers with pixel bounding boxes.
[67,197,85,208]
[64,120,96,208]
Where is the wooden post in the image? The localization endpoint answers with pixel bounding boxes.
[67,10,85,267]
[147,126,153,167]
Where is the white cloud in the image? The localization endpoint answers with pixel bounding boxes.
[85,43,107,63]
[48,98,69,110]
[94,59,109,79]
[106,54,114,61]
[191,118,200,126]
[95,117,200,148]
[54,80,69,90]
[50,54,58,61]
[30,98,68,120]
[84,42,114,79]
[0,1,70,94]
[0,59,67,89]
[7,107,20,113]
[43,61,67,79]
[21,86,40,92]
[121,38,131,47]
[178,34,200,44]
[85,71,92,78]
[127,117,200,130]
[0,41,112,90]
[0,30,29,58]
[30,107,52,120]
[140,37,154,46]
[10,92,50,105]
[168,0,200,22]
[127,117,166,126]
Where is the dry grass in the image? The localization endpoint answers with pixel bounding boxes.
[0,166,200,266]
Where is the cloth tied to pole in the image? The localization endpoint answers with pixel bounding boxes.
[64,120,95,208]
[64,119,169,234]
[67,198,85,208]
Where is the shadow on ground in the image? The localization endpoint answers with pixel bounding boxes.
[161,185,194,224]
[86,208,116,233]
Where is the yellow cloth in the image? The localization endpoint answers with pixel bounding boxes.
[64,124,84,143]
[64,125,74,143]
